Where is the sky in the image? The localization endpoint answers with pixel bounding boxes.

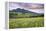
[9,2,44,14]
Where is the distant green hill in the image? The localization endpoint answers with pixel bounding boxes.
[9,8,44,18]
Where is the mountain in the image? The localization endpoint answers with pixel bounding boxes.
[9,8,44,16]
[12,8,36,13]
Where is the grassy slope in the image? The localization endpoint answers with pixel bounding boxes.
[9,17,44,29]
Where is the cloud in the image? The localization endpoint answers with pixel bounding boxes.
[9,2,44,14]
[9,2,44,10]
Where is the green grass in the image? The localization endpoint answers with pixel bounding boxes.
[9,17,44,29]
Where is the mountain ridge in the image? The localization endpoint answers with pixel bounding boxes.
[9,8,44,15]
